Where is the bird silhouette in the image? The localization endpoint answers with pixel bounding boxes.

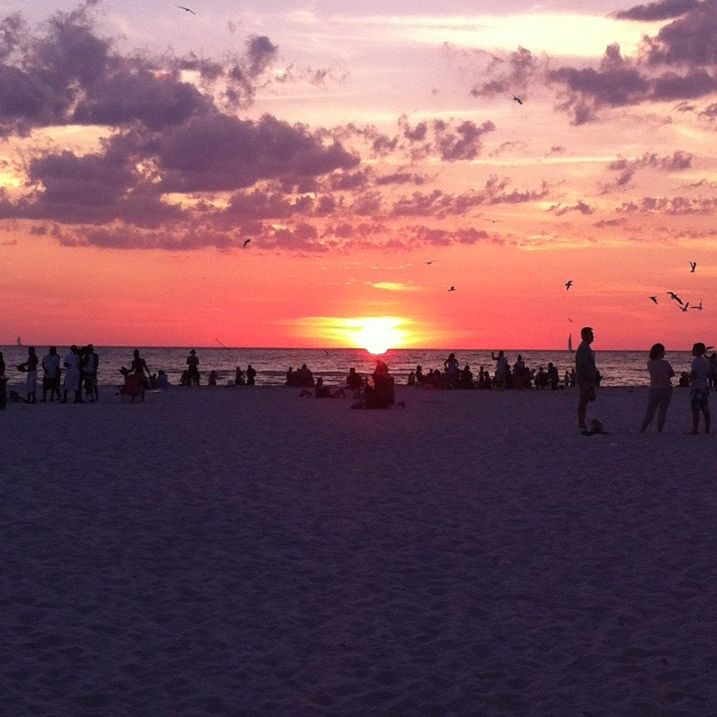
[242,238,251,248]
[679,302,690,312]
[689,261,697,272]
[565,280,573,290]
[692,299,703,311]
[425,260,436,265]
[649,295,658,304]
[513,95,523,105]
[448,286,456,292]
[178,5,196,14]
[667,291,683,305]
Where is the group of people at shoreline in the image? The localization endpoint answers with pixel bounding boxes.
[0,344,99,406]
[2,338,716,431]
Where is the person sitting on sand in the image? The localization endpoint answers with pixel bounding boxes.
[407,370,416,386]
[299,377,345,398]
[359,360,395,408]
[689,342,711,434]
[459,364,474,388]
[157,370,170,390]
[547,362,560,390]
[415,365,425,386]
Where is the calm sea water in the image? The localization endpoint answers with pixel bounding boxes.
[0,345,700,388]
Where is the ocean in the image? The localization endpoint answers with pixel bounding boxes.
[0,345,701,389]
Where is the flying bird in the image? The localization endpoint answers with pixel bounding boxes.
[667,291,683,305]
[242,238,251,248]
[565,280,573,290]
[178,5,196,14]
[513,95,523,105]
[689,261,697,273]
[448,286,456,292]
[679,302,690,312]
[649,295,658,304]
[425,259,436,265]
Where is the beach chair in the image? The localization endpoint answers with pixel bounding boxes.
[120,373,144,402]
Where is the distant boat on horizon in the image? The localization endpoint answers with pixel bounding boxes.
[568,333,573,353]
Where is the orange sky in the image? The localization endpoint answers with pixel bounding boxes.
[2,1,716,350]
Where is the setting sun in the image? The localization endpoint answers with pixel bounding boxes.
[353,317,406,355]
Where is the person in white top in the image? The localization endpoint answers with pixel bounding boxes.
[689,342,711,434]
[640,343,674,433]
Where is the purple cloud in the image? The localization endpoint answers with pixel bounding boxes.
[616,0,701,21]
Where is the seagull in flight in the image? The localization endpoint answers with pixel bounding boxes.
[448,286,456,292]
[692,299,703,311]
[513,95,523,105]
[565,280,573,290]
[649,295,658,304]
[667,291,683,305]
[178,5,196,14]
[689,260,697,273]
[242,238,251,248]
[425,259,436,265]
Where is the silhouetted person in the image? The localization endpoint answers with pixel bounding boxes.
[62,345,82,403]
[285,367,295,386]
[208,370,217,386]
[689,342,711,434]
[547,362,559,390]
[575,326,597,430]
[82,344,99,402]
[444,352,459,388]
[365,360,395,408]
[235,366,245,385]
[42,346,61,402]
[187,349,200,386]
[640,343,674,433]
[158,370,170,390]
[18,346,38,403]
[246,364,257,385]
[492,350,508,388]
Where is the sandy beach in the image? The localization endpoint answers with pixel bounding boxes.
[2,385,716,715]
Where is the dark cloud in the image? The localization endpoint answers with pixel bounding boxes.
[593,217,627,228]
[391,176,550,218]
[432,119,496,161]
[549,200,594,216]
[602,150,693,190]
[642,0,717,66]
[470,47,542,98]
[409,226,498,247]
[616,195,717,214]
[616,0,700,21]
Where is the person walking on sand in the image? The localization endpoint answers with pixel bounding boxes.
[575,326,597,430]
[689,342,711,434]
[62,345,82,403]
[640,343,674,433]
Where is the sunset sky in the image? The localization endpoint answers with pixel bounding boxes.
[1,0,717,350]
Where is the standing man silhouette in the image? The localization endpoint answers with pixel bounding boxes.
[575,326,597,430]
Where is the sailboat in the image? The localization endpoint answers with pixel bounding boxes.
[16,336,22,347]
[568,333,573,353]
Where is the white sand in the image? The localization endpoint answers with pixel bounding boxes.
[2,386,716,715]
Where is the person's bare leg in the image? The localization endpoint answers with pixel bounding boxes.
[704,409,711,433]
[691,409,700,434]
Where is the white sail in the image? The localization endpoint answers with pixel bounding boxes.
[16,336,22,346]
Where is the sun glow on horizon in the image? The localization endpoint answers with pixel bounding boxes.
[296,315,419,353]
